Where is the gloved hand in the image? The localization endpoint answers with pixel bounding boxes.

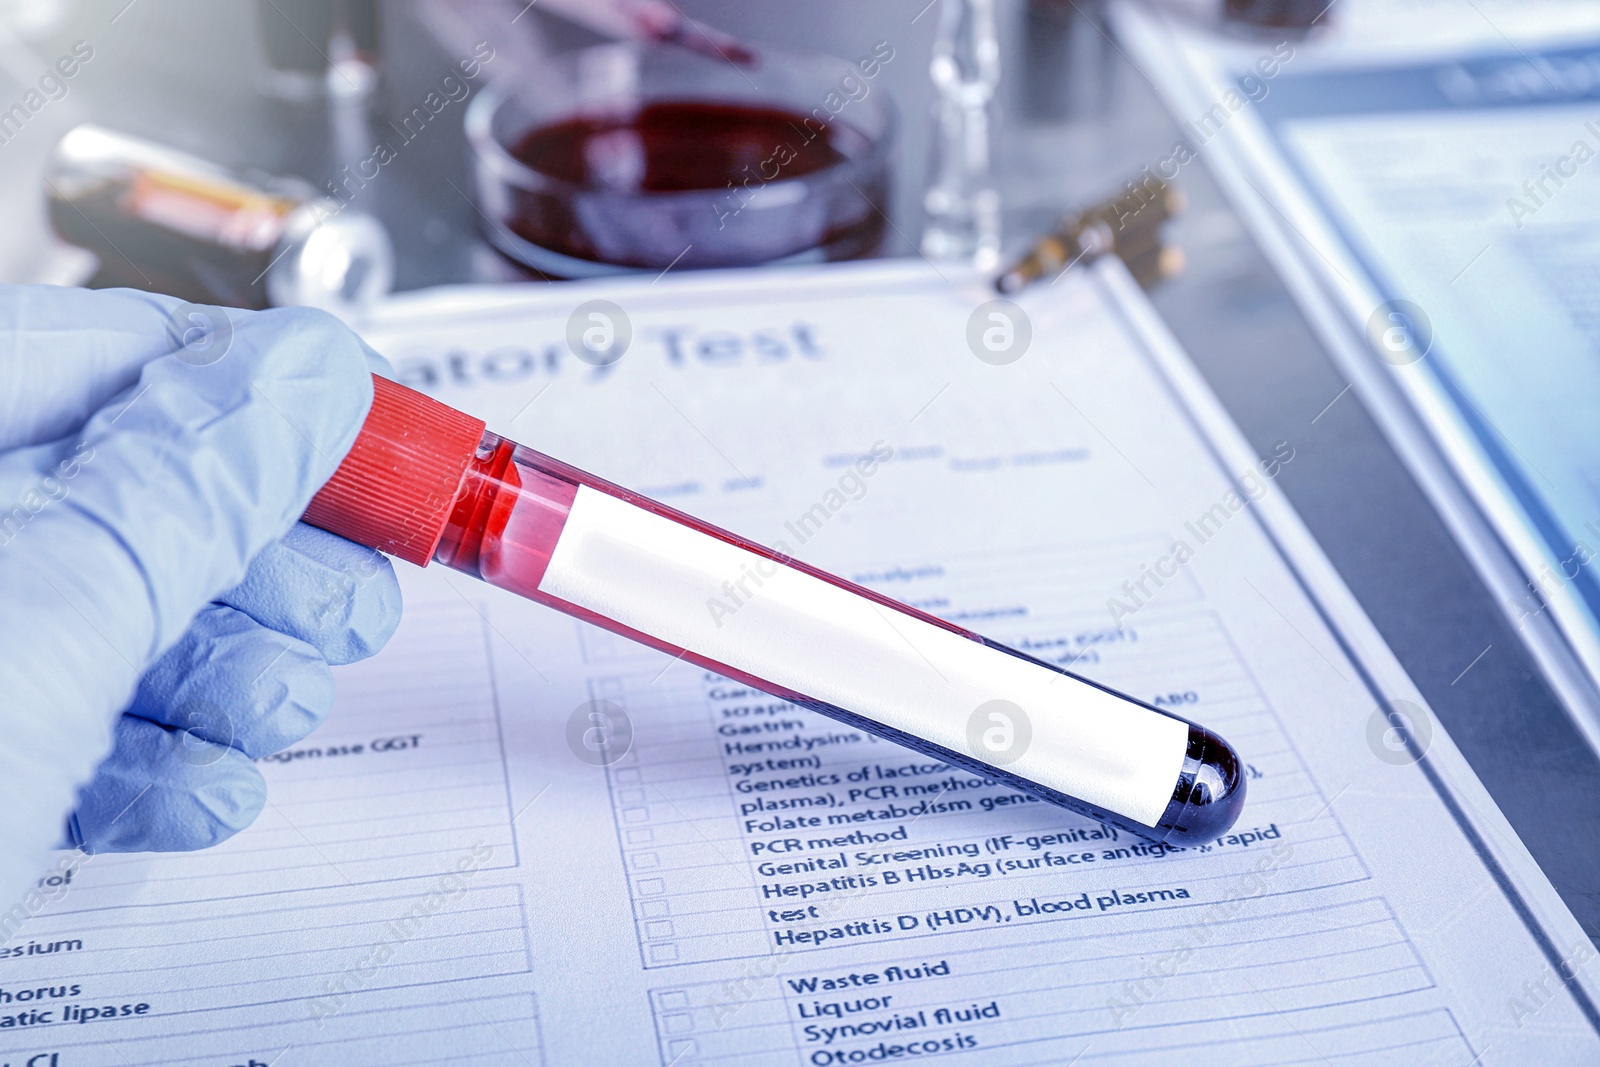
[0,284,401,909]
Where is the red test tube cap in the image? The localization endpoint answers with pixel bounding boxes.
[303,375,487,566]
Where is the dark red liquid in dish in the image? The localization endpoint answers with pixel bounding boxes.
[495,99,886,272]
[509,101,849,192]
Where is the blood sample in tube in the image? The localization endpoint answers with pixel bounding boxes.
[304,376,1245,846]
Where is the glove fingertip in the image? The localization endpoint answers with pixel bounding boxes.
[340,555,402,664]
[361,337,394,377]
[72,720,269,853]
[226,523,403,665]
[193,758,268,848]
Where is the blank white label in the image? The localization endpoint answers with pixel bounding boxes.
[539,486,1190,827]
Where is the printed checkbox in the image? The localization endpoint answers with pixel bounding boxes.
[657,990,689,1010]
[639,899,670,918]
[631,852,660,869]
[622,807,650,823]
[652,944,681,964]
[645,920,675,939]
[637,878,666,895]
[626,828,655,844]
[663,1013,692,1033]
[618,789,646,804]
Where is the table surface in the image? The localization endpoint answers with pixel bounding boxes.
[10,0,1599,942]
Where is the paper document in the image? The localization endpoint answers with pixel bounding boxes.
[3,260,1596,1065]
[1112,0,1600,743]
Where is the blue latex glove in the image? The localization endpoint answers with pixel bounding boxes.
[0,285,401,905]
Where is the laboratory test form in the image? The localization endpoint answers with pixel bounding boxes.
[1,260,1594,1065]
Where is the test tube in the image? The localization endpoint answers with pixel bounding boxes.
[47,125,392,316]
[305,376,1245,846]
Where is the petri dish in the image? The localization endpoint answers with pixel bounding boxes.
[465,41,896,277]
